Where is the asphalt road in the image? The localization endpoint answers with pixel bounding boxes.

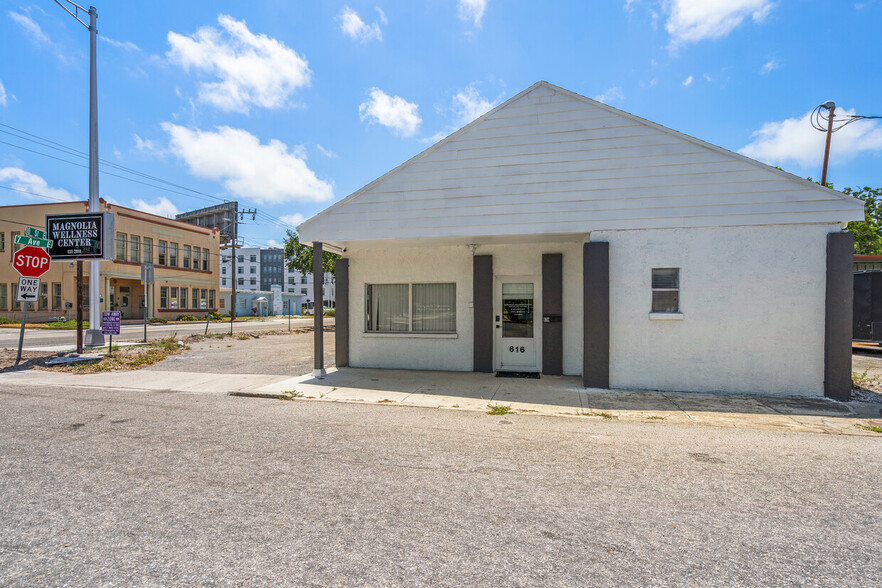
[0,384,879,586]
[0,316,323,348]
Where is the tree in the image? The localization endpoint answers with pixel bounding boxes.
[843,186,882,255]
[282,229,339,275]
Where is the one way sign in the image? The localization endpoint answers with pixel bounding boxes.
[17,277,40,303]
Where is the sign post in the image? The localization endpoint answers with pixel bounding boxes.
[12,241,52,365]
[140,263,154,343]
[14,278,40,366]
[101,311,120,355]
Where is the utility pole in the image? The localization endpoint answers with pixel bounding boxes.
[54,1,104,346]
[228,206,256,334]
[230,202,238,335]
[812,101,881,188]
[820,101,835,187]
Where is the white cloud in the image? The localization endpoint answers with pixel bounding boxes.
[359,88,421,137]
[594,86,625,104]
[161,123,334,204]
[739,107,882,169]
[0,80,7,107]
[131,196,180,218]
[315,144,339,158]
[167,14,312,113]
[458,0,488,27]
[8,10,50,44]
[0,167,77,202]
[279,213,306,227]
[682,75,693,87]
[664,0,773,47]
[266,239,282,248]
[451,84,500,125]
[101,36,141,52]
[337,6,383,43]
[133,134,161,153]
[760,57,780,74]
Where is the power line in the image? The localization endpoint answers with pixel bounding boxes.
[0,122,305,232]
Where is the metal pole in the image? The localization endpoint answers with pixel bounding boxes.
[205,311,211,335]
[85,5,103,347]
[76,260,84,354]
[15,304,27,366]
[313,242,325,377]
[230,203,238,335]
[821,102,835,187]
[143,280,148,343]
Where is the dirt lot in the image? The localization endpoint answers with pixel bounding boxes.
[144,327,335,376]
[0,327,334,377]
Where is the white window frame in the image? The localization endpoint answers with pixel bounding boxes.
[649,267,683,320]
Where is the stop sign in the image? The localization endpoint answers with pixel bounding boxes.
[13,246,52,278]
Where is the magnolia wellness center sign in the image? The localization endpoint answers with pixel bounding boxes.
[45,212,114,260]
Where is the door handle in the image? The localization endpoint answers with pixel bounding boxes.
[496,325,500,329]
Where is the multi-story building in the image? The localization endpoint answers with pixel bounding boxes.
[219,245,335,309]
[0,200,221,321]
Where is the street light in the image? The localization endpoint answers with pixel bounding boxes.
[53,0,104,346]
[811,101,882,187]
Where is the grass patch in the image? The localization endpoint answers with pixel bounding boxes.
[46,319,89,329]
[580,411,615,419]
[646,415,665,420]
[487,404,513,415]
[856,424,882,434]
[53,337,188,373]
[853,370,873,388]
[280,390,303,400]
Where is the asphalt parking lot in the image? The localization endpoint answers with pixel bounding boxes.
[0,383,879,586]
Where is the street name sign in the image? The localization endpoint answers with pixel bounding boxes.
[140,262,154,285]
[45,212,114,260]
[14,234,53,249]
[101,311,121,335]
[16,277,40,303]
[12,246,52,278]
[25,227,47,239]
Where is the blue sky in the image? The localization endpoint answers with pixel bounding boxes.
[1,0,881,249]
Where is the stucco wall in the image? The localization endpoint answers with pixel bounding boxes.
[592,223,837,396]
[348,223,836,396]
[348,245,474,371]
[348,241,584,373]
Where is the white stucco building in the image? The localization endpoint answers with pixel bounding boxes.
[298,81,863,399]
[220,246,336,308]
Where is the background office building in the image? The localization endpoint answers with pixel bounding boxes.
[220,246,335,308]
[0,200,221,321]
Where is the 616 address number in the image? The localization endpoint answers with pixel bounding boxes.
[508,346,526,353]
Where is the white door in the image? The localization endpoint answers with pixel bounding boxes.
[495,278,541,372]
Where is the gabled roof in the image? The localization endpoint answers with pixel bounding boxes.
[299,81,864,245]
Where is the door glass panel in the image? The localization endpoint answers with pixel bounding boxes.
[502,283,533,338]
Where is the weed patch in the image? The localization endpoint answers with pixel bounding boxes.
[580,411,615,419]
[856,423,882,434]
[487,404,513,415]
[280,390,303,400]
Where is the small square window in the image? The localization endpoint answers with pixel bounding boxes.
[651,268,679,313]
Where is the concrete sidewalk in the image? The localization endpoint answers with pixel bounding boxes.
[2,366,880,435]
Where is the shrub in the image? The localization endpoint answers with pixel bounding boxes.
[323,309,335,317]
[176,314,199,321]
[209,312,224,321]
[149,317,168,324]
[0,317,18,325]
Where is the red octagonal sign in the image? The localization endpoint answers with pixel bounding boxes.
[13,246,52,278]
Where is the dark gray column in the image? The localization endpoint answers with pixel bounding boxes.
[473,255,493,373]
[335,258,349,368]
[583,242,610,389]
[313,242,325,377]
[542,253,563,375]
[825,232,853,401]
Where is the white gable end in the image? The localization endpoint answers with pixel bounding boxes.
[299,82,864,244]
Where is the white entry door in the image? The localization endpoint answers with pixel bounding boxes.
[495,278,541,372]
